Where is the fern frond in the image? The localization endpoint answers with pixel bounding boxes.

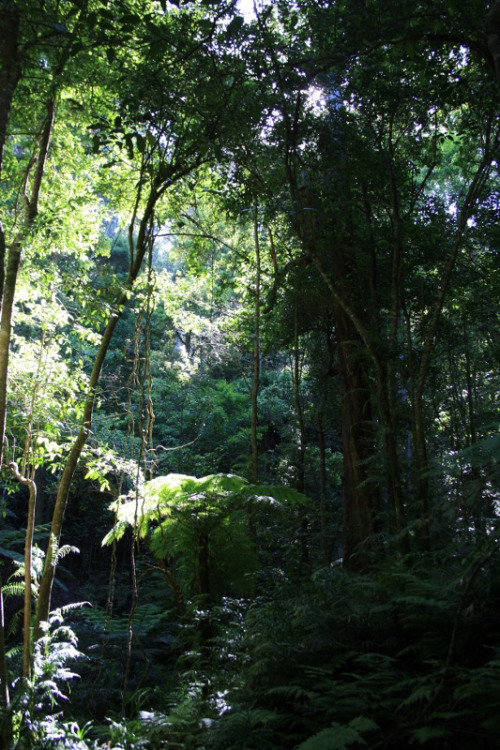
[3,581,24,598]
[397,676,442,710]
[57,544,80,560]
[7,607,23,638]
[6,643,22,659]
[298,716,378,750]
[102,519,129,546]
[58,601,92,616]
[410,726,450,745]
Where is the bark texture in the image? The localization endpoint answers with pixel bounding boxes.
[0,4,21,179]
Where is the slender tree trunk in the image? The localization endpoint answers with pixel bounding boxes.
[0,99,54,470]
[0,0,85,466]
[292,293,307,494]
[288,238,381,570]
[291,290,310,567]
[9,463,36,679]
[34,295,127,635]
[384,152,406,538]
[317,409,330,565]
[0,19,54,727]
[157,559,186,617]
[22,475,36,680]
[413,150,491,518]
[198,528,211,598]
[0,4,21,182]
[278,76,382,569]
[0,574,9,732]
[335,302,379,571]
[34,186,159,639]
[0,583,11,748]
[0,107,55,703]
[34,467,46,525]
[463,321,483,535]
[0,242,22,470]
[250,206,260,483]
[378,370,406,542]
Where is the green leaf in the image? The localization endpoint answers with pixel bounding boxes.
[146,472,249,505]
[298,717,378,749]
[136,133,146,153]
[246,483,310,506]
[348,717,379,734]
[198,19,214,33]
[410,726,450,744]
[146,130,156,147]
[124,132,134,159]
[226,15,244,37]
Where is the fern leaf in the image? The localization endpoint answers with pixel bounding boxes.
[102,519,129,546]
[3,581,24,598]
[298,724,364,749]
[398,680,440,709]
[57,545,80,560]
[410,726,450,744]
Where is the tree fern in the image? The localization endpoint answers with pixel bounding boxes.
[103,473,310,601]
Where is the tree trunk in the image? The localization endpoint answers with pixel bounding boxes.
[0,574,7,703]
[197,529,211,598]
[384,152,406,538]
[8,464,37,679]
[0,99,54,470]
[0,573,11,748]
[0,4,21,181]
[291,290,310,568]
[157,559,186,617]
[378,369,406,542]
[317,409,331,565]
[250,206,260,483]
[463,321,484,536]
[34,467,46,525]
[335,303,379,571]
[292,293,307,493]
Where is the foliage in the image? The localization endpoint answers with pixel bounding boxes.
[0,0,499,746]
[104,473,310,600]
[209,544,500,749]
[7,605,94,750]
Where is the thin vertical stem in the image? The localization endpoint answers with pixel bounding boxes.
[250,204,261,483]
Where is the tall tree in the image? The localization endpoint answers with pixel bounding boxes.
[230,0,499,567]
[0,0,259,697]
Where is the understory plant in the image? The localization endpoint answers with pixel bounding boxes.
[207,540,500,750]
[7,605,93,749]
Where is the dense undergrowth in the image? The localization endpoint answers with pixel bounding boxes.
[4,533,499,750]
